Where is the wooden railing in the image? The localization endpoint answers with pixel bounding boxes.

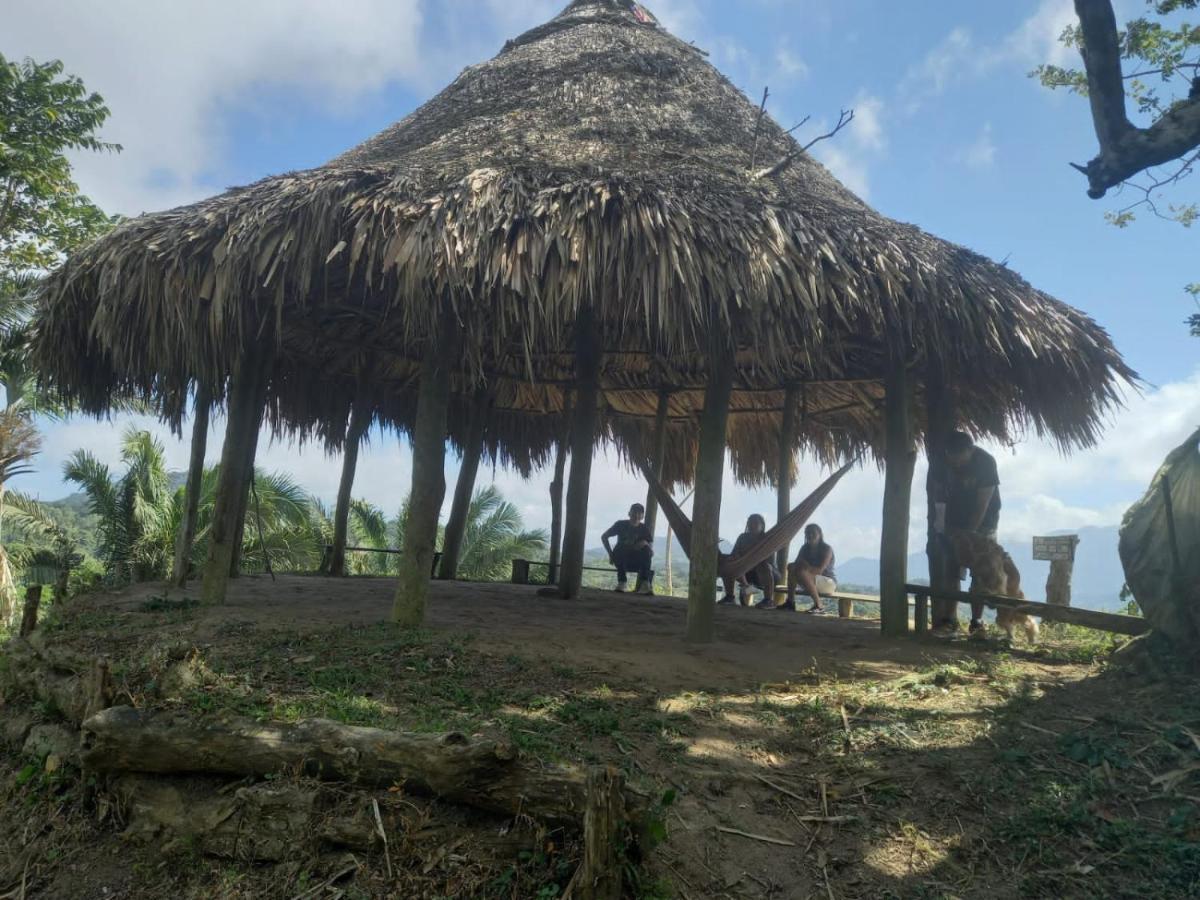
[905,583,1149,636]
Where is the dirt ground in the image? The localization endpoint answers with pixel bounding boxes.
[2,576,1198,900]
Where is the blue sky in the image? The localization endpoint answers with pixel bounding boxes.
[5,0,1198,569]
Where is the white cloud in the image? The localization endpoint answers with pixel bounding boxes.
[959,123,997,169]
[2,1,429,216]
[774,46,809,79]
[1005,0,1077,68]
[849,92,886,152]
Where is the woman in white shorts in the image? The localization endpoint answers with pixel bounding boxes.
[783,524,837,612]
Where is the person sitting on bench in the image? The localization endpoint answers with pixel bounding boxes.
[784,524,837,612]
[601,504,654,594]
[719,514,777,606]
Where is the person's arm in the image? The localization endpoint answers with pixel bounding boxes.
[601,523,619,559]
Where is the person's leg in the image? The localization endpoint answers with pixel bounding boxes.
[721,574,736,601]
[636,547,654,593]
[612,548,629,590]
[799,569,823,611]
[782,563,799,609]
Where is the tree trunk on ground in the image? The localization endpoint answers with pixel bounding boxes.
[924,362,959,629]
[643,390,670,541]
[880,350,916,637]
[686,350,734,644]
[548,414,570,586]
[81,706,647,831]
[202,350,272,605]
[559,312,602,600]
[172,384,212,588]
[329,400,372,577]
[438,393,489,581]
[776,385,798,575]
[393,317,456,626]
[578,766,626,900]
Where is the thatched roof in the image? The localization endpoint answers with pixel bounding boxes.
[34,0,1133,476]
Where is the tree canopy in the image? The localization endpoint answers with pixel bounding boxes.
[0,53,118,281]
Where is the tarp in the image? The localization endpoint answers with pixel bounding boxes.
[1119,427,1200,643]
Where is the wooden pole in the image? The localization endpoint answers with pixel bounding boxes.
[172,383,212,588]
[558,311,602,600]
[329,399,373,577]
[392,315,457,627]
[578,766,626,900]
[438,392,489,581]
[644,390,670,540]
[227,389,266,579]
[776,385,798,574]
[880,350,916,637]
[923,361,958,629]
[201,350,272,605]
[1045,536,1080,607]
[686,350,734,644]
[547,396,572,586]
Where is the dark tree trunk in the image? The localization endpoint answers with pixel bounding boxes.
[924,362,959,629]
[686,350,734,644]
[438,393,489,581]
[547,395,573,585]
[202,350,272,605]
[392,316,456,626]
[880,350,916,637]
[329,401,372,577]
[558,312,602,600]
[227,392,266,579]
[776,385,798,575]
[172,384,212,588]
[19,585,42,637]
[643,390,670,540]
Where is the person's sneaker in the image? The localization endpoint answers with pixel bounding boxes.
[968,619,986,636]
[753,596,777,609]
[717,594,737,606]
[615,581,627,593]
[638,582,654,596]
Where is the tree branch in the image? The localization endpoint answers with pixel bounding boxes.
[754,109,855,181]
[1072,0,1200,198]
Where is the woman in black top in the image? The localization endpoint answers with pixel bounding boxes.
[784,524,837,612]
[720,514,776,606]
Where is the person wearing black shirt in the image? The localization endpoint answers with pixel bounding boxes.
[720,514,776,606]
[601,504,654,594]
[942,431,1002,633]
[783,524,837,612]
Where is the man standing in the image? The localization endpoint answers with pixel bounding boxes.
[602,503,654,594]
[942,431,1002,633]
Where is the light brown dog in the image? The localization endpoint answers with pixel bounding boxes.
[949,531,1040,643]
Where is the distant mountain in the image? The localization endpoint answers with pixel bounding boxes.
[837,525,1127,611]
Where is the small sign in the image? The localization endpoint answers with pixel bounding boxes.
[1033,535,1079,562]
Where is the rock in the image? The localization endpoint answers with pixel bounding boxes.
[22,723,79,764]
[1,711,35,749]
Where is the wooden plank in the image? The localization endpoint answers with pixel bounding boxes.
[905,584,1149,636]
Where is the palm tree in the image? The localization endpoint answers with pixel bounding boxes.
[0,407,42,622]
[66,427,322,584]
[455,485,547,582]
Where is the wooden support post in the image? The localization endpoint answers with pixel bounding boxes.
[202,350,272,605]
[547,392,573,586]
[838,596,853,619]
[924,360,958,629]
[686,350,734,644]
[511,559,531,585]
[329,398,373,577]
[880,351,916,637]
[1045,536,1080,607]
[19,585,42,637]
[644,390,670,540]
[578,766,626,900]
[172,383,212,588]
[914,592,929,633]
[558,312,602,600]
[776,385,798,575]
[392,315,457,627]
[228,388,267,579]
[439,393,489,581]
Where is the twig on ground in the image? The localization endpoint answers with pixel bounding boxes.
[754,772,806,803]
[716,826,796,847]
[1018,721,1061,737]
[372,799,393,880]
[290,859,360,900]
[795,815,857,825]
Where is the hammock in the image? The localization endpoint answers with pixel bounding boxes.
[639,458,857,581]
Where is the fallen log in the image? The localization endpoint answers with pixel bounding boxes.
[82,707,646,830]
[905,583,1150,636]
[578,766,626,900]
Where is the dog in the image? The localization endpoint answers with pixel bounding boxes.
[948,531,1040,643]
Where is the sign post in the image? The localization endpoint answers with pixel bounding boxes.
[1033,535,1080,607]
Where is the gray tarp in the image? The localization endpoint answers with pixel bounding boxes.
[1119,427,1200,642]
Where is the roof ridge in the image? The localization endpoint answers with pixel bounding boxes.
[502,1,660,55]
